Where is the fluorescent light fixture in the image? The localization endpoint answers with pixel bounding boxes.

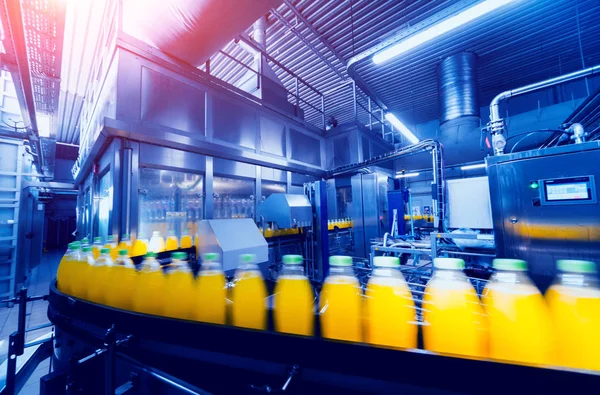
[373,0,517,64]
[395,172,420,179]
[385,113,419,144]
[460,163,487,170]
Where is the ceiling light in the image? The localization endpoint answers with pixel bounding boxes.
[395,172,420,179]
[385,113,419,144]
[460,163,486,170]
[373,0,518,64]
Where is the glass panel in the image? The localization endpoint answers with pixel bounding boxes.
[213,176,255,219]
[138,168,204,240]
[261,181,286,203]
[336,186,352,219]
[97,171,112,241]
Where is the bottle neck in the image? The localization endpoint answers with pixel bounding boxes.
[372,267,402,278]
[281,264,305,277]
[556,272,599,289]
[433,268,468,282]
[328,266,354,277]
[491,270,533,286]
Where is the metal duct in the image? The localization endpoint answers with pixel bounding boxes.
[122,0,281,67]
[439,52,479,123]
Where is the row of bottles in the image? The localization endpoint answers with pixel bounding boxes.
[85,230,195,260]
[327,218,353,230]
[56,244,600,371]
[259,227,300,238]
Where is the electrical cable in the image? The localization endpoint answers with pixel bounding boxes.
[504,129,569,153]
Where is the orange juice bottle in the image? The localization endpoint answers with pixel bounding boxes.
[194,252,226,324]
[166,231,179,251]
[118,234,132,256]
[149,231,166,253]
[423,258,487,358]
[364,256,417,348]
[87,248,114,305]
[131,233,148,257]
[56,242,77,295]
[319,256,362,342]
[232,254,267,330]
[105,235,119,262]
[483,259,554,365]
[104,250,137,310]
[274,255,314,336]
[92,237,103,260]
[180,231,193,249]
[163,252,195,320]
[70,246,95,300]
[133,252,164,316]
[546,260,600,370]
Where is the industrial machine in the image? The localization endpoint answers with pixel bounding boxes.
[487,141,600,291]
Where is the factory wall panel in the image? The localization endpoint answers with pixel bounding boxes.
[259,116,286,157]
[289,128,321,167]
[140,67,206,135]
[212,96,257,150]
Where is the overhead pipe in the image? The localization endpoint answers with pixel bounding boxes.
[487,64,600,155]
[328,139,446,232]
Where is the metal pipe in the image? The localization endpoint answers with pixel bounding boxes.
[254,16,267,50]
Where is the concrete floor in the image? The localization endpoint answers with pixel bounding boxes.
[0,249,61,394]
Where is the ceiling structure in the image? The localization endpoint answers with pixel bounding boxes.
[8,0,600,145]
[209,0,600,138]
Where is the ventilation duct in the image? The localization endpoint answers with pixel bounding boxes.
[122,0,281,67]
[437,52,482,165]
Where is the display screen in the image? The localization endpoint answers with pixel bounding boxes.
[545,179,590,201]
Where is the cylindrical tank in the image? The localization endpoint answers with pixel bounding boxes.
[122,0,281,67]
[438,52,480,123]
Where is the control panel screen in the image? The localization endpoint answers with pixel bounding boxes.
[544,177,592,202]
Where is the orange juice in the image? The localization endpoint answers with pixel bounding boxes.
[483,259,554,366]
[274,255,314,336]
[87,248,114,305]
[133,252,164,315]
[117,234,132,256]
[365,256,416,349]
[57,243,78,295]
[104,250,137,310]
[165,232,179,251]
[92,237,103,260]
[423,258,487,358]
[194,253,226,324]
[546,260,600,370]
[319,256,362,342]
[163,252,195,320]
[180,232,193,249]
[131,235,148,257]
[232,254,267,330]
[70,246,95,300]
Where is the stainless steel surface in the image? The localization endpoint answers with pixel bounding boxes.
[488,64,600,154]
[121,147,133,237]
[196,219,268,272]
[439,52,479,123]
[446,176,493,229]
[259,193,312,229]
[487,141,600,291]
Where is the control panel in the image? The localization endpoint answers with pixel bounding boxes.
[538,175,597,206]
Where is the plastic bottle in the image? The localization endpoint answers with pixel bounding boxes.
[133,252,164,316]
[165,231,179,251]
[131,233,149,257]
[163,252,195,320]
[319,256,362,342]
[105,235,118,261]
[87,248,114,305]
[148,231,166,253]
[92,237,104,260]
[364,256,417,348]
[546,260,600,370]
[232,254,267,330]
[104,250,137,311]
[194,253,226,324]
[180,230,193,249]
[80,237,90,249]
[56,242,76,295]
[273,255,314,336]
[118,234,133,256]
[423,258,487,358]
[70,246,95,300]
[483,259,554,365]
